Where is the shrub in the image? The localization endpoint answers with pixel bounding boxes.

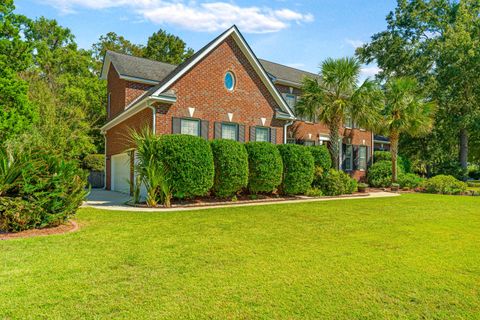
[374,151,391,162]
[368,160,402,188]
[373,151,411,173]
[210,139,248,197]
[305,187,323,197]
[244,142,283,194]
[0,148,87,232]
[82,154,105,171]
[398,173,424,189]
[468,165,480,180]
[308,145,332,172]
[159,134,214,199]
[319,169,358,196]
[277,144,314,195]
[422,175,467,195]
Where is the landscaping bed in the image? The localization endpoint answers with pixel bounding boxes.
[0,221,78,240]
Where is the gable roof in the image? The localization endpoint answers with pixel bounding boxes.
[101,26,296,132]
[259,59,319,87]
[100,51,176,84]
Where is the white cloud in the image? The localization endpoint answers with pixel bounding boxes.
[345,38,364,49]
[360,66,381,78]
[41,0,314,33]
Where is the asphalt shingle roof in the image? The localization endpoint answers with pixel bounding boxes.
[258,59,319,85]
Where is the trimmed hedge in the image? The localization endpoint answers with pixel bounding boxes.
[398,173,424,189]
[368,160,402,188]
[277,144,314,195]
[423,175,467,195]
[319,169,357,196]
[158,134,214,198]
[244,142,283,194]
[308,145,332,172]
[374,151,411,173]
[210,139,248,197]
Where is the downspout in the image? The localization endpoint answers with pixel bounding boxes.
[371,132,375,164]
[283,120,294,144]
[148,103,156,134]
[102,131,107,190]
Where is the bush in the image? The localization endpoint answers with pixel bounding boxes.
[368,160,403,188]
[468,165,480,180]
[0,148,87,232]
[159,134,214,198]
[308,145,332,172]
[244,142,283,194]
[210,139,248,197]
[374,151,392,162]
[305,187,323,197]
[422,175,467,195]
[373,151,411,173]
[398,173,424,189]
[277,144,314,195]
[82,154,105,171]
[319,169,358,196]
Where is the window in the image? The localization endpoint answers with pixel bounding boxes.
[224,71,235,91]
[107,92,111,117]
[358,146,367,171]
[344,145,353,171]
[180,119,200,136]
[255,127,269,142]
[284,94,296,108]
[304,140,315,146]
[221,123,238,140]
[344,115,353,128]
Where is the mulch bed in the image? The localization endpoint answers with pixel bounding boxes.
[127,192,373,209]
[0,221,79,240]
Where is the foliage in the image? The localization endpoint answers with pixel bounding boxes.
[296,57,383,169]
[144,29,194,64]
[210,139,248,198]
[374,151,411,173]
[368,160,403,188]
[422,175,467,195]
[277,144,314,195]
[92,31,144,68]
[468,165,480,180]
[397,173,424,189]
[0,147,87,232]
[131,128,171,207]
[319,169,357,196]
[82,154,105,172]
[158,134,214,199]
[244,142,283,194]
[308,145,332,172]
[305,187,323,197]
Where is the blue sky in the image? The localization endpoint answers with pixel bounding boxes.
[15,0,396,78]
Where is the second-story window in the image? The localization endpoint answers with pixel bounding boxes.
[344,114,353,128]
[284,94,296,109]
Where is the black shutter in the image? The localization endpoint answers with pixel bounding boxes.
[201,120,209,140]
[250,126,256,141]
[367,146,372,167]
[353,145,359,170]
[238,125,245,142]
[270,128,277,144]
[214,122,222,139]
[172,117,181,134]
[341,143,347,170]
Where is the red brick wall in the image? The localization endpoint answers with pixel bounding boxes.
[152,36,286,144]
[125,81,153,106]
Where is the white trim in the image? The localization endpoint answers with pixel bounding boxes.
[151,26,295,119]
[100,55,160,85]
[149,105,156,134]
[119,75,159,85]
[283,121,294,144]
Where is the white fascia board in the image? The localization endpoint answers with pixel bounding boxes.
[151,26,295,119]
[100,55,111,80]
[101,95,176,132]
[274,78,302,88]
[119,75,159,85]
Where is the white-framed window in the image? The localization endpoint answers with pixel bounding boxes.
[224,71,235,91]
[344,145,353,171]
[284,94,296,108]
[344,114,353,128]
[358,146,367,171]
[221,123,238,140]
[180,119,200,136]
[255,127,269,142]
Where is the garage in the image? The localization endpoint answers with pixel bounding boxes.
[111,153,131,194]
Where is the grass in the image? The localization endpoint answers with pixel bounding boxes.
[1,194,480,319]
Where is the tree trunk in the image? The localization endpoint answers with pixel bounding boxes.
[390,131,399,184]
[329,120,341,170]
[459,128,468,174]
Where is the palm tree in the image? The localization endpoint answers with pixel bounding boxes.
[379,77,436,183]
[296,57,383,169]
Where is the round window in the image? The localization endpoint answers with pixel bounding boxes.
[224,71,235,91]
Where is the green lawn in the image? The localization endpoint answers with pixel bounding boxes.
[1,194,480,319]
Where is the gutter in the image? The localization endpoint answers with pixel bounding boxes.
[283,121,294,144]
[149,104,156,134]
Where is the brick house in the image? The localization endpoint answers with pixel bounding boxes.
[100,26,374,193]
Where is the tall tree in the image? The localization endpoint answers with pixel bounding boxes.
[357,0,480,174]
[296,57,383,169]
[144,29,194,64]
[92,32,144,71]
[378,77,435,182]
[0,0,37,144]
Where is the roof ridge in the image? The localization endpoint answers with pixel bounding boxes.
[259,58,318,77]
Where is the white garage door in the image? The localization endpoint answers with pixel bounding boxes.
[111,153,131,194]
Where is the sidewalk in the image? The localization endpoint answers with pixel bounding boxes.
[83,189,400,212]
